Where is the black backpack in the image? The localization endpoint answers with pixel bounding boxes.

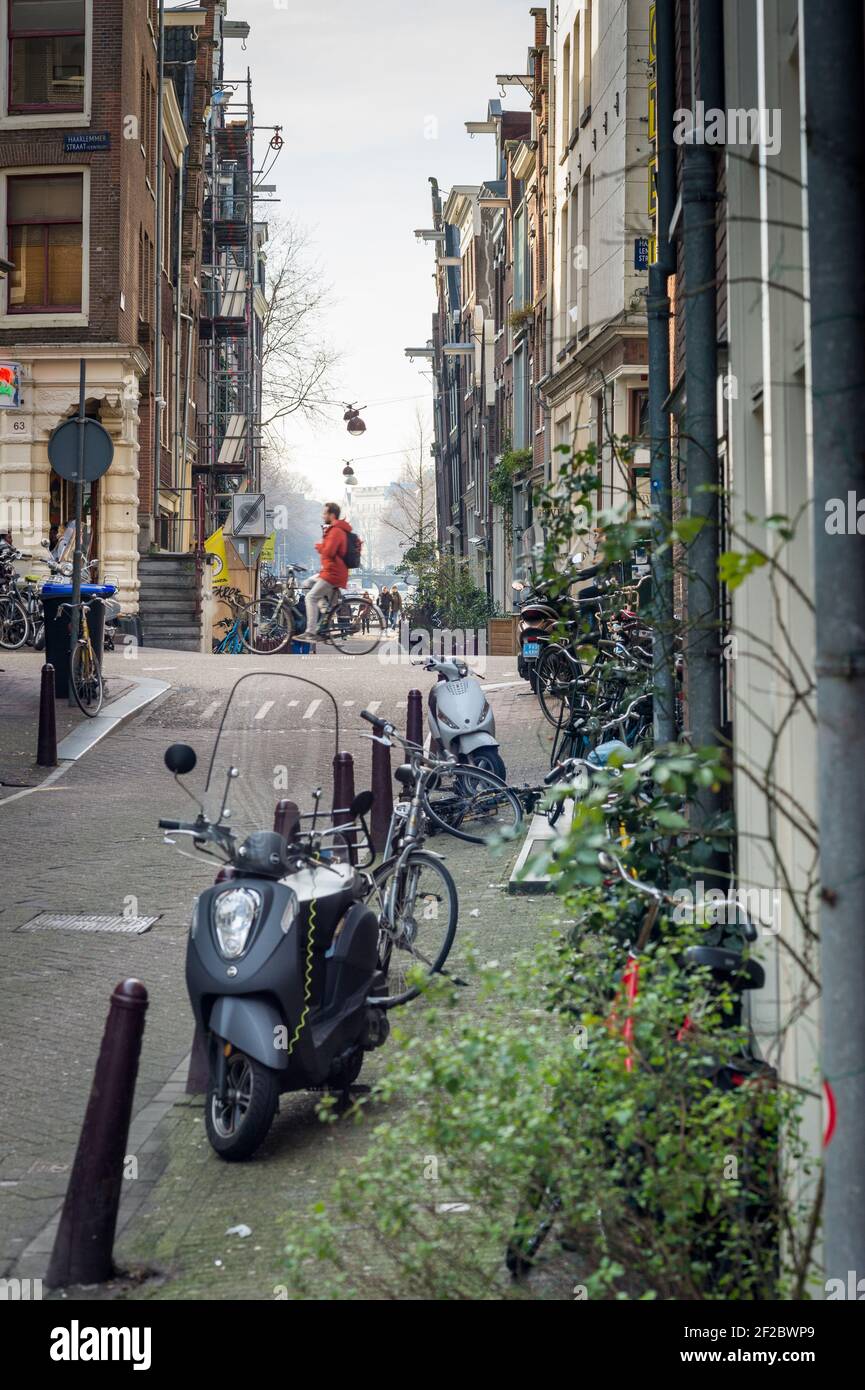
[343,528,363,569]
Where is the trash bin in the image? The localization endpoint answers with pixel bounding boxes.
[41,583,117,699]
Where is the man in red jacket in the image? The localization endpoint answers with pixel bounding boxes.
[299,502,352,642]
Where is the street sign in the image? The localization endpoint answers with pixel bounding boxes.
[48,417,114,482]
[634,236,649,271]
[63,131,110,152]
[230,492,267,537]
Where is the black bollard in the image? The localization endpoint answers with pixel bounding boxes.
[46,979,148,1288]
[406,688,424,749]
[36,662,57,767]
[332,751,356,863]
[370,725,393,855]
[274,797,300,842]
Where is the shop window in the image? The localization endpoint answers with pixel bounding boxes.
[7,171,82,311]
[8,0,86,114]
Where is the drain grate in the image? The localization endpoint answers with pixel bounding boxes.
[17,912,159,936]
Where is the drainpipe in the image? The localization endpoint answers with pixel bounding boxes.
[152,0,166,546]
[682,0,724,815]
[803,0,865,1288]
[173,145,185,499]
[647,0,676,742]
[544,0,556,485]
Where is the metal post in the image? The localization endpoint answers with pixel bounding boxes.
[68,358,86,706]
[647,0,676,743]
[152,0,166,546]
[682,0,723,819]
[332,751,356,863]
[36,662,57,767]
[46,979,148,1287]
[370,726,393,855]
[803,0,865,1287]
[406,688,424,749]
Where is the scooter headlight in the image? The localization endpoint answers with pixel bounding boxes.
[480,698,490,720]
[438,709,459,729]
[213,887,261,958]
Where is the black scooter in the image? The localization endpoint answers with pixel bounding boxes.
[160,736,389,1162]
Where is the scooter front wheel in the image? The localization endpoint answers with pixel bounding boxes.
[205,1048,279,1161]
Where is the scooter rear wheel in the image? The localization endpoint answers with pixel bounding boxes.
[205,1049,280,1161]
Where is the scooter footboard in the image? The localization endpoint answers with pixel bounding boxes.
[208,995,288,1071]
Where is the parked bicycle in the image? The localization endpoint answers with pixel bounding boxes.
[56,595,107,716]
[356,711,461,1006]
[359,708,524,848]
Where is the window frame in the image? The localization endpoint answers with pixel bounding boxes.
[1,0,92,128]
[1,165,89,325]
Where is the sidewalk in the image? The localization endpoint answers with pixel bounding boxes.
[0,649,133,787]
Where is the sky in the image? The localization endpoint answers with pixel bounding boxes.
[229,0,532,501]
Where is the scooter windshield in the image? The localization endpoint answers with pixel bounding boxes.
[203,672,341,845]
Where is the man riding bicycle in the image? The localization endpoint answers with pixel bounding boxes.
[299,502,352,643]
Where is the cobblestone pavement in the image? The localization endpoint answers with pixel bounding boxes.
[0,645,559,1289]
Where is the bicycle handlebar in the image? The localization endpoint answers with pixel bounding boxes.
[360,708,387,727]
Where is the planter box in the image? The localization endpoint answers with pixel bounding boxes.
[488,615,519,656]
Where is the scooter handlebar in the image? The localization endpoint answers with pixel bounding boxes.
[158,818,183,831]
[360,708,386,726]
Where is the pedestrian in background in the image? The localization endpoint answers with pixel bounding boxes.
[379,585,392,628]
[389,586,403,631]
[361,589,371,633]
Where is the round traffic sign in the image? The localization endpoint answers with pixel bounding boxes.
[48,417,114,482]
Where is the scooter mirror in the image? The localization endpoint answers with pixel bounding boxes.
[41,538,50,549]
[164,743,197,776]
[511,580,525,592]
[349,789,374,819]
[569,552,584,565]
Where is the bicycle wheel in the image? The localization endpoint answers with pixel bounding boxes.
[240,599,291,654]
[0,595,29,650]
[70,642,104,716]
[536,644,581,727]
[423,765,524,845]
[370,849,458,1007]
[322,599,384,655]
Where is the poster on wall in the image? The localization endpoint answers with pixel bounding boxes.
[0,362,22,408]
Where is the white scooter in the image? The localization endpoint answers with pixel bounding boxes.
[422,656,506,781]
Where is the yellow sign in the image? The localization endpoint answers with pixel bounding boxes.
[260,531,276,564]
[204,525,229,585]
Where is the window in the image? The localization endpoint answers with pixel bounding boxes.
[561,35,570,148]
[8,0,85,113]
[163,168,172,272]
[160,335,170,448]
[629,388,649,439]
[579,167,591,331]
[559,204,569,341]
[513,208,526,310]
[579,0,593,115]
[7,172,82,311]
[513,344,528,449]
[571,16,580,135]
[138,225,153,323]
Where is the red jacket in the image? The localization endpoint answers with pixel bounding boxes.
[316,518,351,587]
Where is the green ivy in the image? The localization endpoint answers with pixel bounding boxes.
[490,446,533,523]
